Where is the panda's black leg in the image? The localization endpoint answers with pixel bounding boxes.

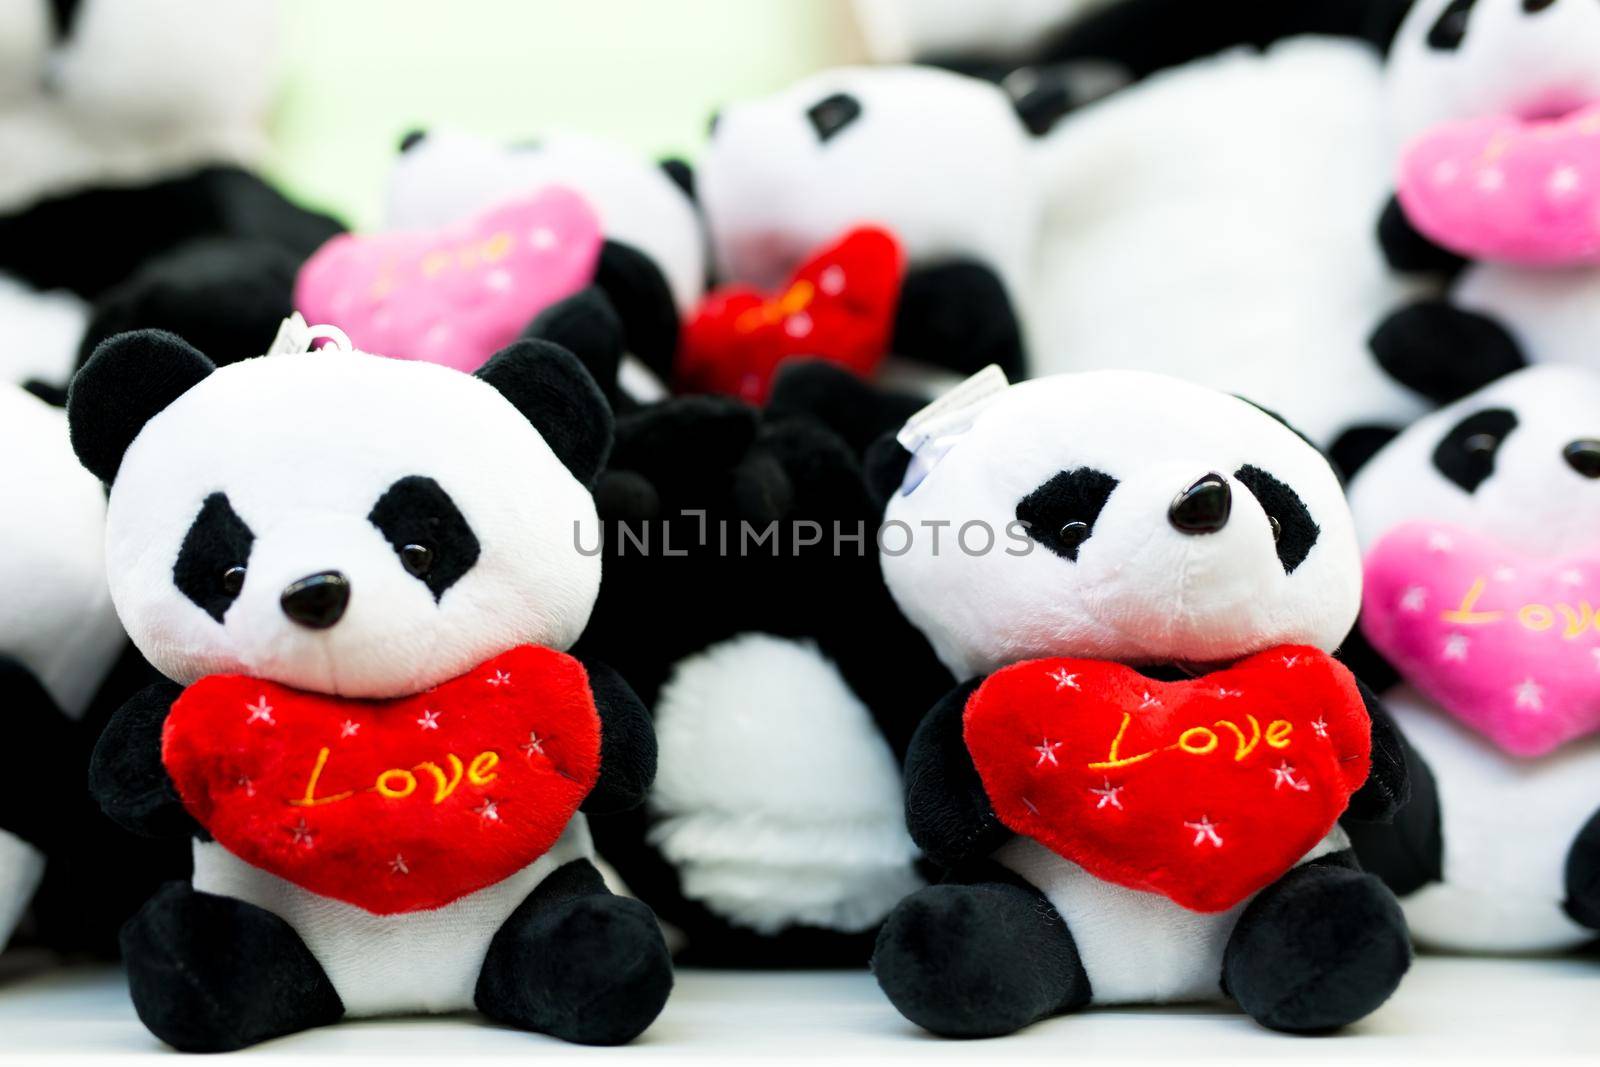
[872,863,1090,1037]
[1223,857,1411,1034]
[1562,805,1600,929]
[475,858,672,1045]
[1368,300,1526,404]
[120,882,342,1052]
[892,261,1027,380]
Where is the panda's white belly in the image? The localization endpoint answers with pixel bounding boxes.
[191,818,594,1017]
[1455,264,1600,372]
[996,828,1350,1005]
[1026,38,1423,446]
[647,633,922,936]
[1384,686,1599,953]
[0,828,46,949]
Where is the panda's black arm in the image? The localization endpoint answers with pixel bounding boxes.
[892,261,1026,381]
[1369,299,1527,404]
[1342,679,1411,824]
[1377,194,1468,278]
[904,677,1014,869]
[593,241,682,385]
[577,658,658,814]
[88,681,200,839]
[0,657,78,851]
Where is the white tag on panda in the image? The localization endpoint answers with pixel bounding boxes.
[895,364,1009,494]
[266,313,354,357]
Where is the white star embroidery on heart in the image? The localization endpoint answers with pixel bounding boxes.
[1138,691,1161,709]
[1493,565,1517,583]
[1399,586,1428,613]
[236,776,255,797]
[1592,648,1600,671]
[1184,817,1223,848]
[417,709,441,731]
[1514,678,1544,711]
[1048,667,1079,691]
[473,800,501,822]
[1561,569,1585,587]
[1281,654,1302,668]
[520,731,545,756]
[1089,780,1124,810]
[1441,634,1470,663]
[1427,532,1454,553]
[389,854,410,876]
[287,818,315,848]
[339,720,360,739]
[246,696,275,726]
[487,670,512,687]
[1217,687,1243,699]
[1270,761,1311,793]
[1311,717,1329,739]
[1034,739,1062,768]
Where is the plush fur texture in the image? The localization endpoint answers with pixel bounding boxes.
[73,331,669,1047]
[1344,365,1600,952]
[0,273,87,393]
[872,370,1409,1035]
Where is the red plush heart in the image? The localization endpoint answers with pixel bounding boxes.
[676,225,905,402]
[964,646,1371,913]
[163,646,601,915]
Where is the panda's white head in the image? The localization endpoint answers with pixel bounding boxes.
[1386,0,1600,147]
[0,384,124,715]
[698,66,1040,294]
[881,371,1361,680]
[67,331,611,699]
[383,128,704,315]
[1349,364,1600,556]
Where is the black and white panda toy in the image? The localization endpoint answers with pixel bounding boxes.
[0,0,342,394]
[1342,365,1600,952]
[867,369,1412,1036]
[576,361,950,965]
[70,328,671,1050]
[1370,0,1600,405]
[0,383,128,953]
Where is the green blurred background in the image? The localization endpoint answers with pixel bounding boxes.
[269,0,863,227]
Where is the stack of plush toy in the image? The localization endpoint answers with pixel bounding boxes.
[6,0,1600,1053]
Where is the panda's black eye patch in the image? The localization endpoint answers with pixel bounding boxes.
[174,493,255,623]
[368,476,479,601]
[1433,407,1517,493]
[1016,468,1118,562]
[1524,0,1558,13]
[1427,0,1479,50]
[807,93,862,143]
[1234,466,1319,575]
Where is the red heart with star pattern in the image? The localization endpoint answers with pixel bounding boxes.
[676,225,905,402]
[163,645,601,915]
[964,646,1371,912]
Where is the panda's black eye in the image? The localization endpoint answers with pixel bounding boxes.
[399,543,435,577]
[807,92,862,143]
[174,493,255,623]
[1428,0,1479,51]
[1524,0,1558,13]
[1563,439,1600,478]
[368,476,479,601]
[1433,407,1517,493]
[1234,466,1318,575]
[1016,468,1118,562]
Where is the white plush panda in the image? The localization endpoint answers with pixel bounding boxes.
[1343,365,1600,953]
[852,0,1119,66]
[69,328,670,1050]
[0,273,87,394]
[0,0,341,394]
[0,383,127,951]
[696,45,1423,451]
[869,369,1411,1036]
[1371,0,1600,405]
[383,128,703,402]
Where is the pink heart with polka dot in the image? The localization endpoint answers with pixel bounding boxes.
[1362,522,1600,757]
[1397,101,1600,265]
[295,187,603,373]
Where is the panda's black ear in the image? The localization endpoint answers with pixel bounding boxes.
[659,158,695,203]
[476,339,613,485]
[67,330,214,484]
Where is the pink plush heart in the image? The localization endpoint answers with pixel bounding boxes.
[1361,522,1600,757]
[1397,103,1600,266]
[295,187,603,373]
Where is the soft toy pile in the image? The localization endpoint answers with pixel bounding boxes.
[7,0,1600,1054]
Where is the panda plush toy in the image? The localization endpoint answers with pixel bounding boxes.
[1342,365,1600,953]
[0,383,129,953]
[1370,0,1600,406]
[69,328,671,1050]
[576,361,949,965]
[0,0,342,395]
[868,369,1412,1036]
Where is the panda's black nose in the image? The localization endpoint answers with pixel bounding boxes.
[280,571,351,629]
[1169,473,1232,535]
[1565,439,1600,479]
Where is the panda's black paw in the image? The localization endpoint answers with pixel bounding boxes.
[120,882,342,1052]
[476,859,672,1045]
[1368,300,1525,404]
[1563,806,1600,930]
[872,879,1089,1038]
[1224,863,1411,1034]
